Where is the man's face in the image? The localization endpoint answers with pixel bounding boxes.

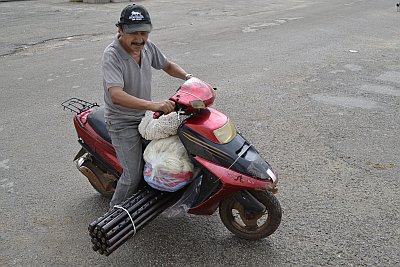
[119,30,149,51]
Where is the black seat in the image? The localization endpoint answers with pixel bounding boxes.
[86,107,112,143]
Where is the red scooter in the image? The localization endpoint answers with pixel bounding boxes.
[63,78,281,255]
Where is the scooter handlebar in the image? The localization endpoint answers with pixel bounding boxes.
[153,102,185,119]
[153,111,164,119]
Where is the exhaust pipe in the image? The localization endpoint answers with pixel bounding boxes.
[77,157,116,195]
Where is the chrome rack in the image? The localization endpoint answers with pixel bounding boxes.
[61,98,99,114]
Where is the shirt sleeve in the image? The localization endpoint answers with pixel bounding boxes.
[147,40,168,70]
[102,49,124,89]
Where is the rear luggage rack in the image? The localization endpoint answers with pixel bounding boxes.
[62,98,99,114]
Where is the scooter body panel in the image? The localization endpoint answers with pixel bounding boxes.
[187,156,277,215]
[180,108,228,144]
[73,110,122,174]
[178,108,277,182]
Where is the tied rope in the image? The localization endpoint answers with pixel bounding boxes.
[113,205,137,236]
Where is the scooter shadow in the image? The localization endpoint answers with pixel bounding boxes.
[128,213,280,265]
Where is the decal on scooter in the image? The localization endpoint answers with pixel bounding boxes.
[227,172,255,185]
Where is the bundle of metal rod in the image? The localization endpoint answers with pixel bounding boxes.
[88,186,181,256]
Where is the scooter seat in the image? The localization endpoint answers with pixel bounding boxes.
[86,107,112,143]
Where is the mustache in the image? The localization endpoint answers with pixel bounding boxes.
[131,41,145,46]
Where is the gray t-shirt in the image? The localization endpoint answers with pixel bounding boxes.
[102,34,168,123]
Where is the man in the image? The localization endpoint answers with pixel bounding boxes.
[102,4,193,208]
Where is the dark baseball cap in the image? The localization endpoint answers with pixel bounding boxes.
[118,4,152,33]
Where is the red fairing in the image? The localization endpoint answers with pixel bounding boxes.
[74,111,122,174]
[170,78,215,112]
[182,108,228,144]
[188,156,277,215]
[195,157,276,191]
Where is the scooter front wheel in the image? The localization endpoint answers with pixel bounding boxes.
[219,190,282,240]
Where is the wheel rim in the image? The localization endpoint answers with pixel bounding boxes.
[230,201,270,233]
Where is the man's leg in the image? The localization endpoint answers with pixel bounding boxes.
[107,122,143,208]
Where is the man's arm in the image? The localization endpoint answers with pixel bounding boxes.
[162,61,191,80]
[108,87,175,114]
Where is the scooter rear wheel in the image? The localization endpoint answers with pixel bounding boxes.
[219,190,282,240]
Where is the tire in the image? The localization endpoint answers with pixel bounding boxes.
[79,160,116,199]
[219,190,282,240]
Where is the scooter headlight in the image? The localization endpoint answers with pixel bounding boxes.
[213,119,237,144]
[189,100,206,109]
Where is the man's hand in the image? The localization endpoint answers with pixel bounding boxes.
[151,100,175,115]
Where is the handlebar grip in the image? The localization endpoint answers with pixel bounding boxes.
[153,111,164,119]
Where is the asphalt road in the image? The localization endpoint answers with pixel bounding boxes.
[1,0,399,266]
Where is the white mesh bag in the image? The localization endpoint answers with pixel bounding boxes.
[139,111,182,140]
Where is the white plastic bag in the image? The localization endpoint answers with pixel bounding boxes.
[143,135,194,192]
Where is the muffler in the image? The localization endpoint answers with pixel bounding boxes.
[77,157,116,195]
[78,158,103,191]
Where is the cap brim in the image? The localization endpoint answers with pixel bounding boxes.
[122,24,152,33]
